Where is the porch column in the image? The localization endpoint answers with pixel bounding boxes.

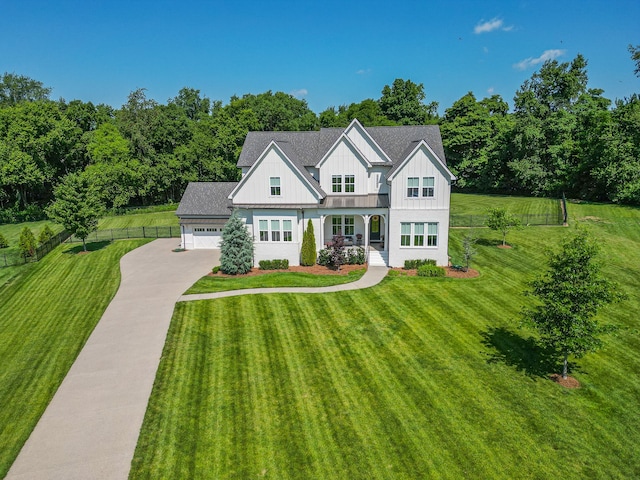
[319,215,325,249]
[362,214,370,252]
[383,213,389,252]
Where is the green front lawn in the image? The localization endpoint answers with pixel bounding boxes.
[185,269,366,294]
[0,239,150,477]
[130,200,640,479]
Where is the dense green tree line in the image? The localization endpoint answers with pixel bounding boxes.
[0,51,638,222]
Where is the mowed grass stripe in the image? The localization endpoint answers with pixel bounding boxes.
[0,239,149,478]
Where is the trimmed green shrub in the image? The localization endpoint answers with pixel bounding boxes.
[0,233,8,249]
[219,210,254,275]
[259,259,289,270]
[38,224,55,245]
[317,248,331,266]
[18,227,37,258]
[346,247,366,265]
[300,219,317,266]
[212,266,220,274]
[417,264,446,277]
[404,258,436,269]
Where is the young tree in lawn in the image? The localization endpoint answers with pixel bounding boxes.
[300,219,317,266]
[486,207,521,246]
[522,228,625,379]
[46,173,104,252]
[18,226,37,257]
[0,232,8,248]
[461,232,477,272]
[219,210,254,275]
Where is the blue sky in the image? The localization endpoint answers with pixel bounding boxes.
[2,0,638,114]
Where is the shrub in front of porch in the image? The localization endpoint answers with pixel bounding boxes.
[404,259,436,270]
[259,259,289,270]
[417,264,446,277]
[301,219,317,266]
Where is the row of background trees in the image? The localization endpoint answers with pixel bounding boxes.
[1,48,639,222]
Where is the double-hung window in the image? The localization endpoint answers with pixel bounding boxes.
[400,222,438,247]
[400,223,411,246]
[283,220,292,242]
[271,220,280,241]
[332,216,354,236]
[332,175,342,193]
[270,177,281,196]
[345,175,355,193]
[332,216,342,235]
[422,177,435,197]
[259,220,269,241]
[427,222,438,246]
[407,177,419,197]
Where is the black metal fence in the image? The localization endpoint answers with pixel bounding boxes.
[66,225,180,243]
[450,211,564,228]
[1,230,70,268]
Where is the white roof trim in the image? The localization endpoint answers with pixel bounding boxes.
[344,118,392,163]
[315,132,372,169]
[228,141,324,200]
[387,140,457,182]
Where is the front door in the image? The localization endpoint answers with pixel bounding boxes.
[369,215,381,242]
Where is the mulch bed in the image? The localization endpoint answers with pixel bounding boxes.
[209,263,365,277]
[550,374,581,389]
[389,266,479,278]
[497,244,513,249]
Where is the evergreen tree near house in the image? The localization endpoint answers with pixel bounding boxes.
[18,226,37,257]
[300,219,317,266]
[219,210,254,275]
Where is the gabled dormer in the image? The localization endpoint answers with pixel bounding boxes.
[229,140,324,206]
[343,119,392,164]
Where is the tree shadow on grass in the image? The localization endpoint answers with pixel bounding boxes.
[480,327,566,378]
[63,241,111,255]
[476,238,501,247]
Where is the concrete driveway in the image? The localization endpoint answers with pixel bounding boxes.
[7,239,216,480]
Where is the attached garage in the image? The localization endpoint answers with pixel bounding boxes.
[175,182,238,250]
[192,226,223,249]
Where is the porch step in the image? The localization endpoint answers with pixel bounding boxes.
[368,249,388,267]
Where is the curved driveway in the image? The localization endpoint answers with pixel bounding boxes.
[7,239,215,480]
[7,239,387,480]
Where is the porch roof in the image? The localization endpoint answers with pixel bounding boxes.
[319,194,389,209]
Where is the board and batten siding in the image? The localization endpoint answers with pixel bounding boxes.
[369,166,391,194]
[318,139,369,195]
[232,145,320,205]
[387,208,451,267]
[345,123,388,164]
[389,145,452,210]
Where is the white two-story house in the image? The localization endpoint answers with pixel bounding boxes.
[176,119,455,267]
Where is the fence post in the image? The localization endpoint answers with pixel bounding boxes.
[143,226,146,238]
[111,229,114,241]
[156,226,159,238]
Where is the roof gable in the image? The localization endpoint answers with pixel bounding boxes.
[314,132,372,169]
[344,119,392,164]
[229,140,325,201]
[387,140,456,182]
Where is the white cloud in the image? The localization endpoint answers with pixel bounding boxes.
[474,18,514,34]
[356,68,372,75]
[487,87,495,94]
[513,49,566,70]
[289,88,308,98]
[483,46,489,54]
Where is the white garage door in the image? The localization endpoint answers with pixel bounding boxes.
[193,227,222,249]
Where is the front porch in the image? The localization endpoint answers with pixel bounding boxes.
[319,212,389,265]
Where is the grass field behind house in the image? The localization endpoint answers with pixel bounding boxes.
[0,239,150,477]
[185,269,367,294]
[450,193,561,216]
[97,210,179,229]
[131,199,640,479]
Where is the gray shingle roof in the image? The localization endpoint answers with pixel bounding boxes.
[236,124,446,168]
[176,182,238,217]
